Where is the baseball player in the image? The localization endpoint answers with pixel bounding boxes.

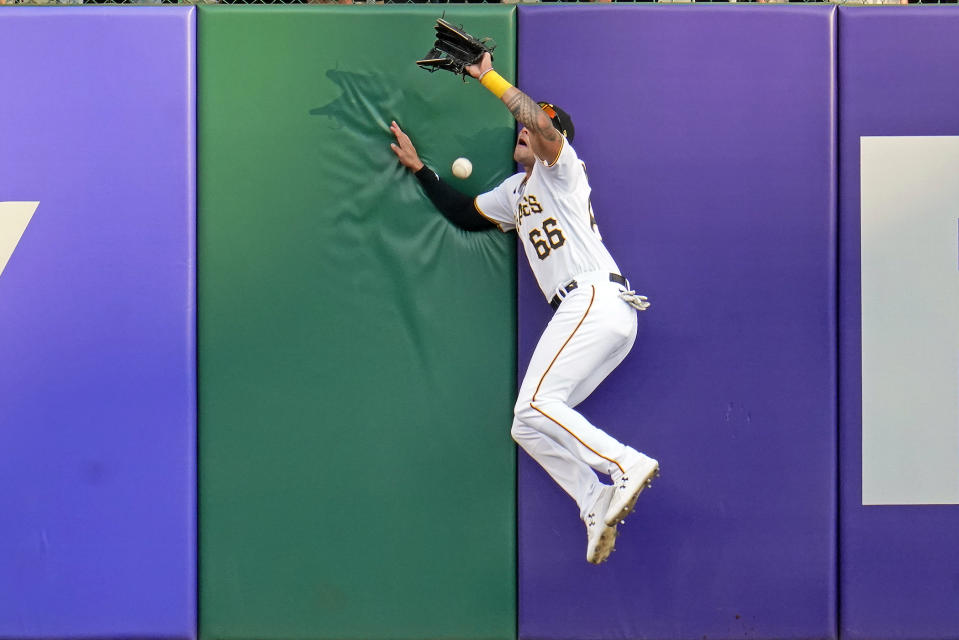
[390,52,659,565]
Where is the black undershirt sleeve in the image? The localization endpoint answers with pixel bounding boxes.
[414,166,496,232]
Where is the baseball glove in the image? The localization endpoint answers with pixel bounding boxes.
[416,18,495,79]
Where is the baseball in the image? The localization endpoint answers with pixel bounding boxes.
[452,157,472,179]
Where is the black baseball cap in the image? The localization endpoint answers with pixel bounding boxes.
[538,102,575,143]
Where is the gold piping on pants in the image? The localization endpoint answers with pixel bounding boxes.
[533,285,596,401]
[528,403,625,475]
[528,285,625,474]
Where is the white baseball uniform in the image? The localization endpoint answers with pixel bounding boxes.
[474,138,650,519]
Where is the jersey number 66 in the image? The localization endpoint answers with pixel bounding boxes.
[529,217,566,260]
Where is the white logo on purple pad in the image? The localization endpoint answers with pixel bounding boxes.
[0,201,39,279]
[860,136,959,505]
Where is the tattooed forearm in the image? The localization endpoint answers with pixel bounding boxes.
[505,91,560,141]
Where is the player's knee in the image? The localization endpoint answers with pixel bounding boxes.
[515,398,560,431]
[513,397,537,426]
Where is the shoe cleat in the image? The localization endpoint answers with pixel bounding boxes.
[605,454,660,527]
[585,486,618,564]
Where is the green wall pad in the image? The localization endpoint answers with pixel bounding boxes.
[198,6,517,640]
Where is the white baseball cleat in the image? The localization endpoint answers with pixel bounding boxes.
[605,454,659,527]
[585,485,618,565]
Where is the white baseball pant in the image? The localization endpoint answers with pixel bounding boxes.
[511,271,642,520]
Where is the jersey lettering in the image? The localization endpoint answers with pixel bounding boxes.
[515,195,544,227]
[588,198,599,235]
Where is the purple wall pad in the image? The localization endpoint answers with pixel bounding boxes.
[516,6,836,640]
[0,8,196,639]
[838,8,959,640]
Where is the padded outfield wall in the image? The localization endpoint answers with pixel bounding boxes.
[516,6,838,640]
[838,7,959,640]
[0,7,197,639]
[2,5,959,640]
[197,6,518,640]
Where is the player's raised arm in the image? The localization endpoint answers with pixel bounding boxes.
[466,52,563,165]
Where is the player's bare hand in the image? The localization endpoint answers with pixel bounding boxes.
[466,52,493,80]
[390,121,424,172]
